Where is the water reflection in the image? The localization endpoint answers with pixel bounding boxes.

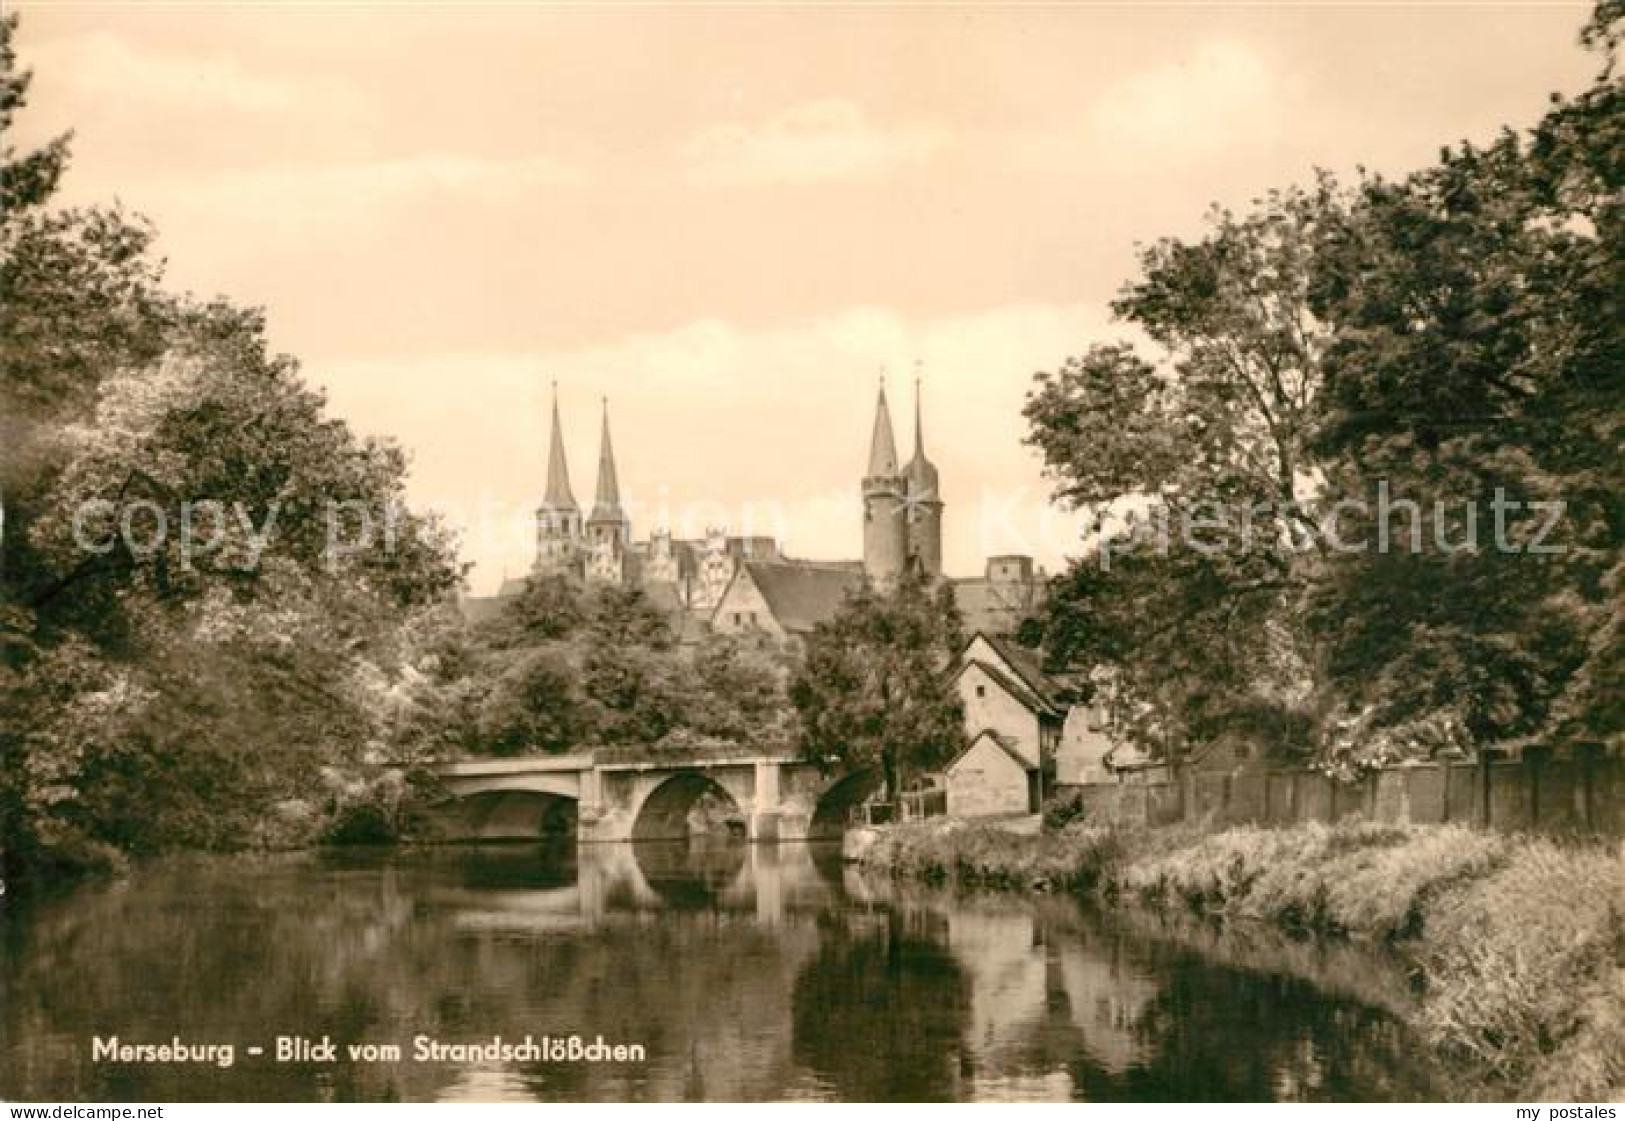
[0,841,1443,1102]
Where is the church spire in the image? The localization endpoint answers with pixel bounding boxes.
[865,373,899,479]
[911,363,926,461]
[589,396,626,524]
[906,361,939,492]
[542,380,577,510]
[903,361,943,579]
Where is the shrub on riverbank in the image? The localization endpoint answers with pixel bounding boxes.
[1416,838,1625,1100]
[858,818,1625,1099]
[856,818,1117,891]
[1118,822,1508,938]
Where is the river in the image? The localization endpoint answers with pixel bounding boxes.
[0,840,1446,1102]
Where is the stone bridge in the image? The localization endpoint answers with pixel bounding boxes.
[427,753,879,844]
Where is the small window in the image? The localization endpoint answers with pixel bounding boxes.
[975,684,986,699]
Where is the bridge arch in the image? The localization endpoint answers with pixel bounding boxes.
[434,788,578,842]
[808,768,883,838]
[441,773,580,801]
[631,770,747,843]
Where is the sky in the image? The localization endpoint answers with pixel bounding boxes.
[10,1,1602,592]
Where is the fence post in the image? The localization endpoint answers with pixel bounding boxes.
[1480,747,1498,828]
[1526,745,1550,831]
[1580,742,1598,832]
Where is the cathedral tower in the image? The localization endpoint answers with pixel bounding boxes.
[861,379,908,588]
[904,372,943,579]
[534,382,583,575]
[586,398,631,585]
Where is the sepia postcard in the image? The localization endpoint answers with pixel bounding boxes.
[1,0,1621,1110]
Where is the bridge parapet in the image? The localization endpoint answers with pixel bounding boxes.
[426,753,859,844]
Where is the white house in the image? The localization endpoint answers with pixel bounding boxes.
[945,730,1037,818]
[950,632,1065,771]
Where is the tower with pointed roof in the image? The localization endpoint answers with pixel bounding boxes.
[904,370,944,579]
[534,382,584,576]
[586,398,631,585]
[861,377,908,588]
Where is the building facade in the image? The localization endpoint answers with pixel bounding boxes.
[474,375,1047,640]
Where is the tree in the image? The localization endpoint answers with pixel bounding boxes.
[0,15,462,882]
[1024,1,1622,765]
[1306,2,1622,755]
[790,572,965,803]
[476,647,589,756]
[1023,181,1342,759]
[0,14,68,218]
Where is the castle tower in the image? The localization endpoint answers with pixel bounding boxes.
[534,381,583,575]
[904,371,944,579]
[586,398,630,585]
[862,379,908,588]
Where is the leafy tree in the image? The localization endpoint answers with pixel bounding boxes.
[0,14,68,218]
[0,16,461,882]
[685,635,795,748]
[431,574,796,760]
[1024,1,1622,764]
[475,647,589,756]
[474,570,587,648]
[790,571,965,802]
[1306,2,1622,755]
[1023,182,1342,758]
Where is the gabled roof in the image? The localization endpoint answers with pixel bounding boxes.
[947,729,1038,774]
[954,631,1061,713]
[980,633,1059,707]
[732,561,864,634]
[957,657,1057,718]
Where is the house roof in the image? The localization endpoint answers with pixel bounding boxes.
[947,729,1038,774]
[957,657,1057,718]
[954,631,1062,714]
[981,632,1059,706]
[734,560,864,634]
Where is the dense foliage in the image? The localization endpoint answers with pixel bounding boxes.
[790,570,966,802]
[1024,2,1623,767]
[0,15,460,882]
[403,575,796,762]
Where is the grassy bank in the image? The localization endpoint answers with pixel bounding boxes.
[854,819,1625,1101]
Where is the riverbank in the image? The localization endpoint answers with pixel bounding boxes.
[851,819,1625,1101]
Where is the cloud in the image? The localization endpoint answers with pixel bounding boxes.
[121,152,586,234]
[315,301,1115,593]
[681,98,948,186]
[27,32,342,116]
[1092,39,1281,158]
